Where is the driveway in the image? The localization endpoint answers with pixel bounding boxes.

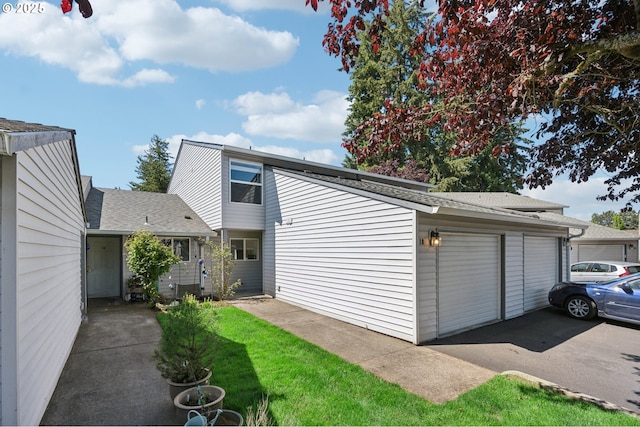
[425,307,640,414]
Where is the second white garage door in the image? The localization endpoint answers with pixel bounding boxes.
[524,236,558,311]
[575,244,625,262]
[438,233,501,336]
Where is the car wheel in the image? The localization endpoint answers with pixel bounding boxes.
[565,295,596,320]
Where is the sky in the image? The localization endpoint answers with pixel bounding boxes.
[0,0,635,222]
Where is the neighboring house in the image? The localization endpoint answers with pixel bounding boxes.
[83,178,217,300]
[0,118,86,426]
[569,223,639,263]
[168,141,586,344]
[432,192,639,264]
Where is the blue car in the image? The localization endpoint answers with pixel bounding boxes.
[548,273,640,325]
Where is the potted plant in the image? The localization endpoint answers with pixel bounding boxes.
[155,294,219,400]
[173,384,225,425]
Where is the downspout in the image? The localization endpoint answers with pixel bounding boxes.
[564,227,588,280]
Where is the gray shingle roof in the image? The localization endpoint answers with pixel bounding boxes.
[86,187,213,235]
[278,169,582,228]
[575,221,639,240]
[0,117,74,133]
[428,192,568,211]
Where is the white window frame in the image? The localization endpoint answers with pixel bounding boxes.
[230,238,260,261]
[229,159,263,205]
[161,237,191,262]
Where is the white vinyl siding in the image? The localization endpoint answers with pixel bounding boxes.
[263,169,277,296]
[437,233,501,336]
[268,172,416,342]
[168,144,223,229]
[504,233,524,319]
[416,221,437,342]
[524,236,558,311]
[15,141,84,426]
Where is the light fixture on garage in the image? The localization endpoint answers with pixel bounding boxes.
[429,231,441,247]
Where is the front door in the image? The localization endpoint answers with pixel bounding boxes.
[87,236,121,298]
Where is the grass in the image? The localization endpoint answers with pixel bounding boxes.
[159,305,640,426]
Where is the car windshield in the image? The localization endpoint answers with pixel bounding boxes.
[627,266,640,273]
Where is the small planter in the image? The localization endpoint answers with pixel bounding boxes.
[168,368,212,401]
[174,385,225,425]
[211,409,243,426]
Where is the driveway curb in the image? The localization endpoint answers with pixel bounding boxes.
[502,370,640,419]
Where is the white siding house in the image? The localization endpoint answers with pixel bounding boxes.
[84,181,217,300]
[0,119,86,426]
[169,141,585,344]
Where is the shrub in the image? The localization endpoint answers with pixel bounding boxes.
[125,230,180,303]
[155,294,218,384]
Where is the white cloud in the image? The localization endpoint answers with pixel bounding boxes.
[233,92,296,115]
[97,0,299,72]
[0,0,299,86]
[165,132,339,165]
[121,69,176,87]
[232,90,349,143]
[520,177,638,221]
[195,99,206,110]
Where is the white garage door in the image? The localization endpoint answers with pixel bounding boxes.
[438,233,501,336]
[577,244,625,262]
[524,236,558,311]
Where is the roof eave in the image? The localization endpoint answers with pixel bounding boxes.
[1,130,75,155]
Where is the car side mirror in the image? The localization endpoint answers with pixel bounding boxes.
[619,283,634,294]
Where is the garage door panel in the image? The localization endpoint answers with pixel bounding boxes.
[524,236,557,311]
[438,234,500,336]
[578,244,624,262]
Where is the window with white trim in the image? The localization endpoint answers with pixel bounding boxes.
[230,160,262,204]
[161,237,190,262]
[230,238,259,261]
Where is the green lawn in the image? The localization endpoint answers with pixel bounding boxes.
[160,305,640,426]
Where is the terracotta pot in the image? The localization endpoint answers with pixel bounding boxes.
[174,385,225,425]
[211,409,243,426]
[167,368,212,401]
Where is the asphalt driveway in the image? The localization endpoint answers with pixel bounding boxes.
[425,307,640,414]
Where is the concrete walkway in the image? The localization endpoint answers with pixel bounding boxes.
[41,299,175,426]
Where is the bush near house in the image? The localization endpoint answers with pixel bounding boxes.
[125,230,180,304]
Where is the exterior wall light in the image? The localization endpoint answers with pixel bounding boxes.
[430,231,441,247]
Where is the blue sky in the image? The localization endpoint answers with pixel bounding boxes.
[0,0,635,221]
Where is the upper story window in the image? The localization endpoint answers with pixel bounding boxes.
[230,160,262,204]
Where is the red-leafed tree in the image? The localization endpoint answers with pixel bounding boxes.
[307,0,640,203]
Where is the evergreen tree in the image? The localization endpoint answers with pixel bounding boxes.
[129,135,172,193]
[343,0,528,192]
[592,210,639,230]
